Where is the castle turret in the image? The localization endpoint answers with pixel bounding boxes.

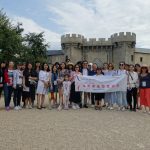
[61,34,84,63]
[111,32,136,43]
[111,32,136,66]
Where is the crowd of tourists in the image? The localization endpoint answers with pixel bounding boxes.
[0,60,150,114]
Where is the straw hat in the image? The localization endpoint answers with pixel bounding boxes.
[141,64,148,68]
[67,62,74,66]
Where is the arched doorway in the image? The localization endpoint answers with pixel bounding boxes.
[93,58,103,67]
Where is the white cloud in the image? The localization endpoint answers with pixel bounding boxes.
[48,0,150,48]
[13,16,61,49]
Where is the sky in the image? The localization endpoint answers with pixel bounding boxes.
[0,0,150,50]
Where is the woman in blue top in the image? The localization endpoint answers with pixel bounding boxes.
[49,64,58,109]
[115,62,128,111]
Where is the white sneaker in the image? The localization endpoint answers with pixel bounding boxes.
[107,106,111,110]
[18,106,22,110]
[75,104,80,109]
[14,106,19,111]
[49,105,52,110]
[28,105,32,109]
[72,105,77,110]
[122,107,125,111]
[91,105,95,108]
[58,105,62,111]
[118,107,121,111]
[64,106,69,110]
[110,107,114,110]
[142,109,146,113]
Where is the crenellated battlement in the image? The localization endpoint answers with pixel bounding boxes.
[61,32,136,47]
[83,38,112,46]
[61,34,84,44]
[111,32,136,43]
[51,32,138,66]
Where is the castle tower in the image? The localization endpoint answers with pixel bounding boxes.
[111,32,136,66]
[61,34,84,63]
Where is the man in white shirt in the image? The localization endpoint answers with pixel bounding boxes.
[81,61,90,108]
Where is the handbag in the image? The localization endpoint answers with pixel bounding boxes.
[128,72,138,88]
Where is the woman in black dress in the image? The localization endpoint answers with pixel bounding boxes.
[70,64,82,109]
[23,63,38,108]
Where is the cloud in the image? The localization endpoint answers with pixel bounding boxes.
[13,16,61,49]
[47,0,150,48]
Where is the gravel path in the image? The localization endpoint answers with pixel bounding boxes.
[0,97,150,150]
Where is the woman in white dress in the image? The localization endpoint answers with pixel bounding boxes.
[36,63,51,109]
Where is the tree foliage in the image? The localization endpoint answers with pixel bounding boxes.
[0,9,49,63]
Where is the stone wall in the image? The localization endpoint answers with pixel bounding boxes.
[49,32,138,65]
[134,53,150,65]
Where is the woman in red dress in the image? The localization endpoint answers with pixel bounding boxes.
[139,64,150,114]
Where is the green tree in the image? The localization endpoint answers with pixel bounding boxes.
[0,10,24,62]
[24,32,49,63]
[0,10,49,64]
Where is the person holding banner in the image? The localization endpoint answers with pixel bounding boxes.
[102,63,108,107]
[139,64,150,114]
[94,67,104,110]
[70,64,82,109]
[81,60,91,108]
[104,63,117,110]
[90,63,98,106]
[116,62,128,111]
[127,64,139,111]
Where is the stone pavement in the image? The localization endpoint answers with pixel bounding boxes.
[0,98,150,150]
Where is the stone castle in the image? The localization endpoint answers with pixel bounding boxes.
[48,32,149,66]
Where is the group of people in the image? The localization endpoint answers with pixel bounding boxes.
[0,60,150,114]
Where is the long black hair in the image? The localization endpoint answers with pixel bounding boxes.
[41,63,50,72]
[51,64,58,73]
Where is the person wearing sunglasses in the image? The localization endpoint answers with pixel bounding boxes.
[89,63,98,106]
[115,62,128,111]
[81,60,91,108]
[127,64,139,111]
[104,63,116,110]
[70,64,82,109]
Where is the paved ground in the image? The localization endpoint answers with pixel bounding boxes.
[0,97,150,150]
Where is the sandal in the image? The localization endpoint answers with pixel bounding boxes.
[41,106,46,109]
[99,107,102,111]
[37,107,42,109]
[95,106,98,110]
